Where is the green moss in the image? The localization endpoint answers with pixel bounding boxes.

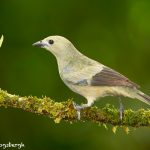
[0,89,150,127]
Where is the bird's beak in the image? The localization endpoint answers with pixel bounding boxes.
[32,40,48,48]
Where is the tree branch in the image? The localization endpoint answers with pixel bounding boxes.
[0,89,150,128]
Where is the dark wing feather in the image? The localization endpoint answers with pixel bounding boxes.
[91,67,140,89]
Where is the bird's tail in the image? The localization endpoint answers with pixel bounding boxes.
[113,87,150,105]
[135,90,150,105]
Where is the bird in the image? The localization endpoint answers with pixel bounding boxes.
[33,35,150,120]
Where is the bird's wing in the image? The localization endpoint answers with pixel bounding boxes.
[63,65,139,89]
[90,67,140,89]
[62,65,103,86]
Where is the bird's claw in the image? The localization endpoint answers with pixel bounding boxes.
[73,101,82,110]
[73,102,82,120]
[119,100,124,121]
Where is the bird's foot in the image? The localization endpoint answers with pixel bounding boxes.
[73,102,83,120]
[118,98,124,121]
[73,100,93,120]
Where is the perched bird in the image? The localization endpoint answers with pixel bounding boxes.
[33,35,150,119]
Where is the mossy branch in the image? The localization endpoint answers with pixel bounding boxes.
[0,89,150,128]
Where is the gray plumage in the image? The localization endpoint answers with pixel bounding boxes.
[91,67,139,88]
[33,35,150,119]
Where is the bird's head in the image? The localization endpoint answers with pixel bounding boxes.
[33,35,77,59]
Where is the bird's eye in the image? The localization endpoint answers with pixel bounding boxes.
[48,39,54,45]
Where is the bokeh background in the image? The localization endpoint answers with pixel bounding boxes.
[0,0,150,150]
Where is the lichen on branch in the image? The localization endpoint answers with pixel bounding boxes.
[0,89,150,127]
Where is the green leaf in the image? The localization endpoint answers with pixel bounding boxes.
[112,126,118,134]
[0,35,4,48]
[123,126,130,134]
[54,117,61,123]
[103,123,108,130]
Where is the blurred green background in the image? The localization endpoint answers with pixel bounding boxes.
[0,0,150,150]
